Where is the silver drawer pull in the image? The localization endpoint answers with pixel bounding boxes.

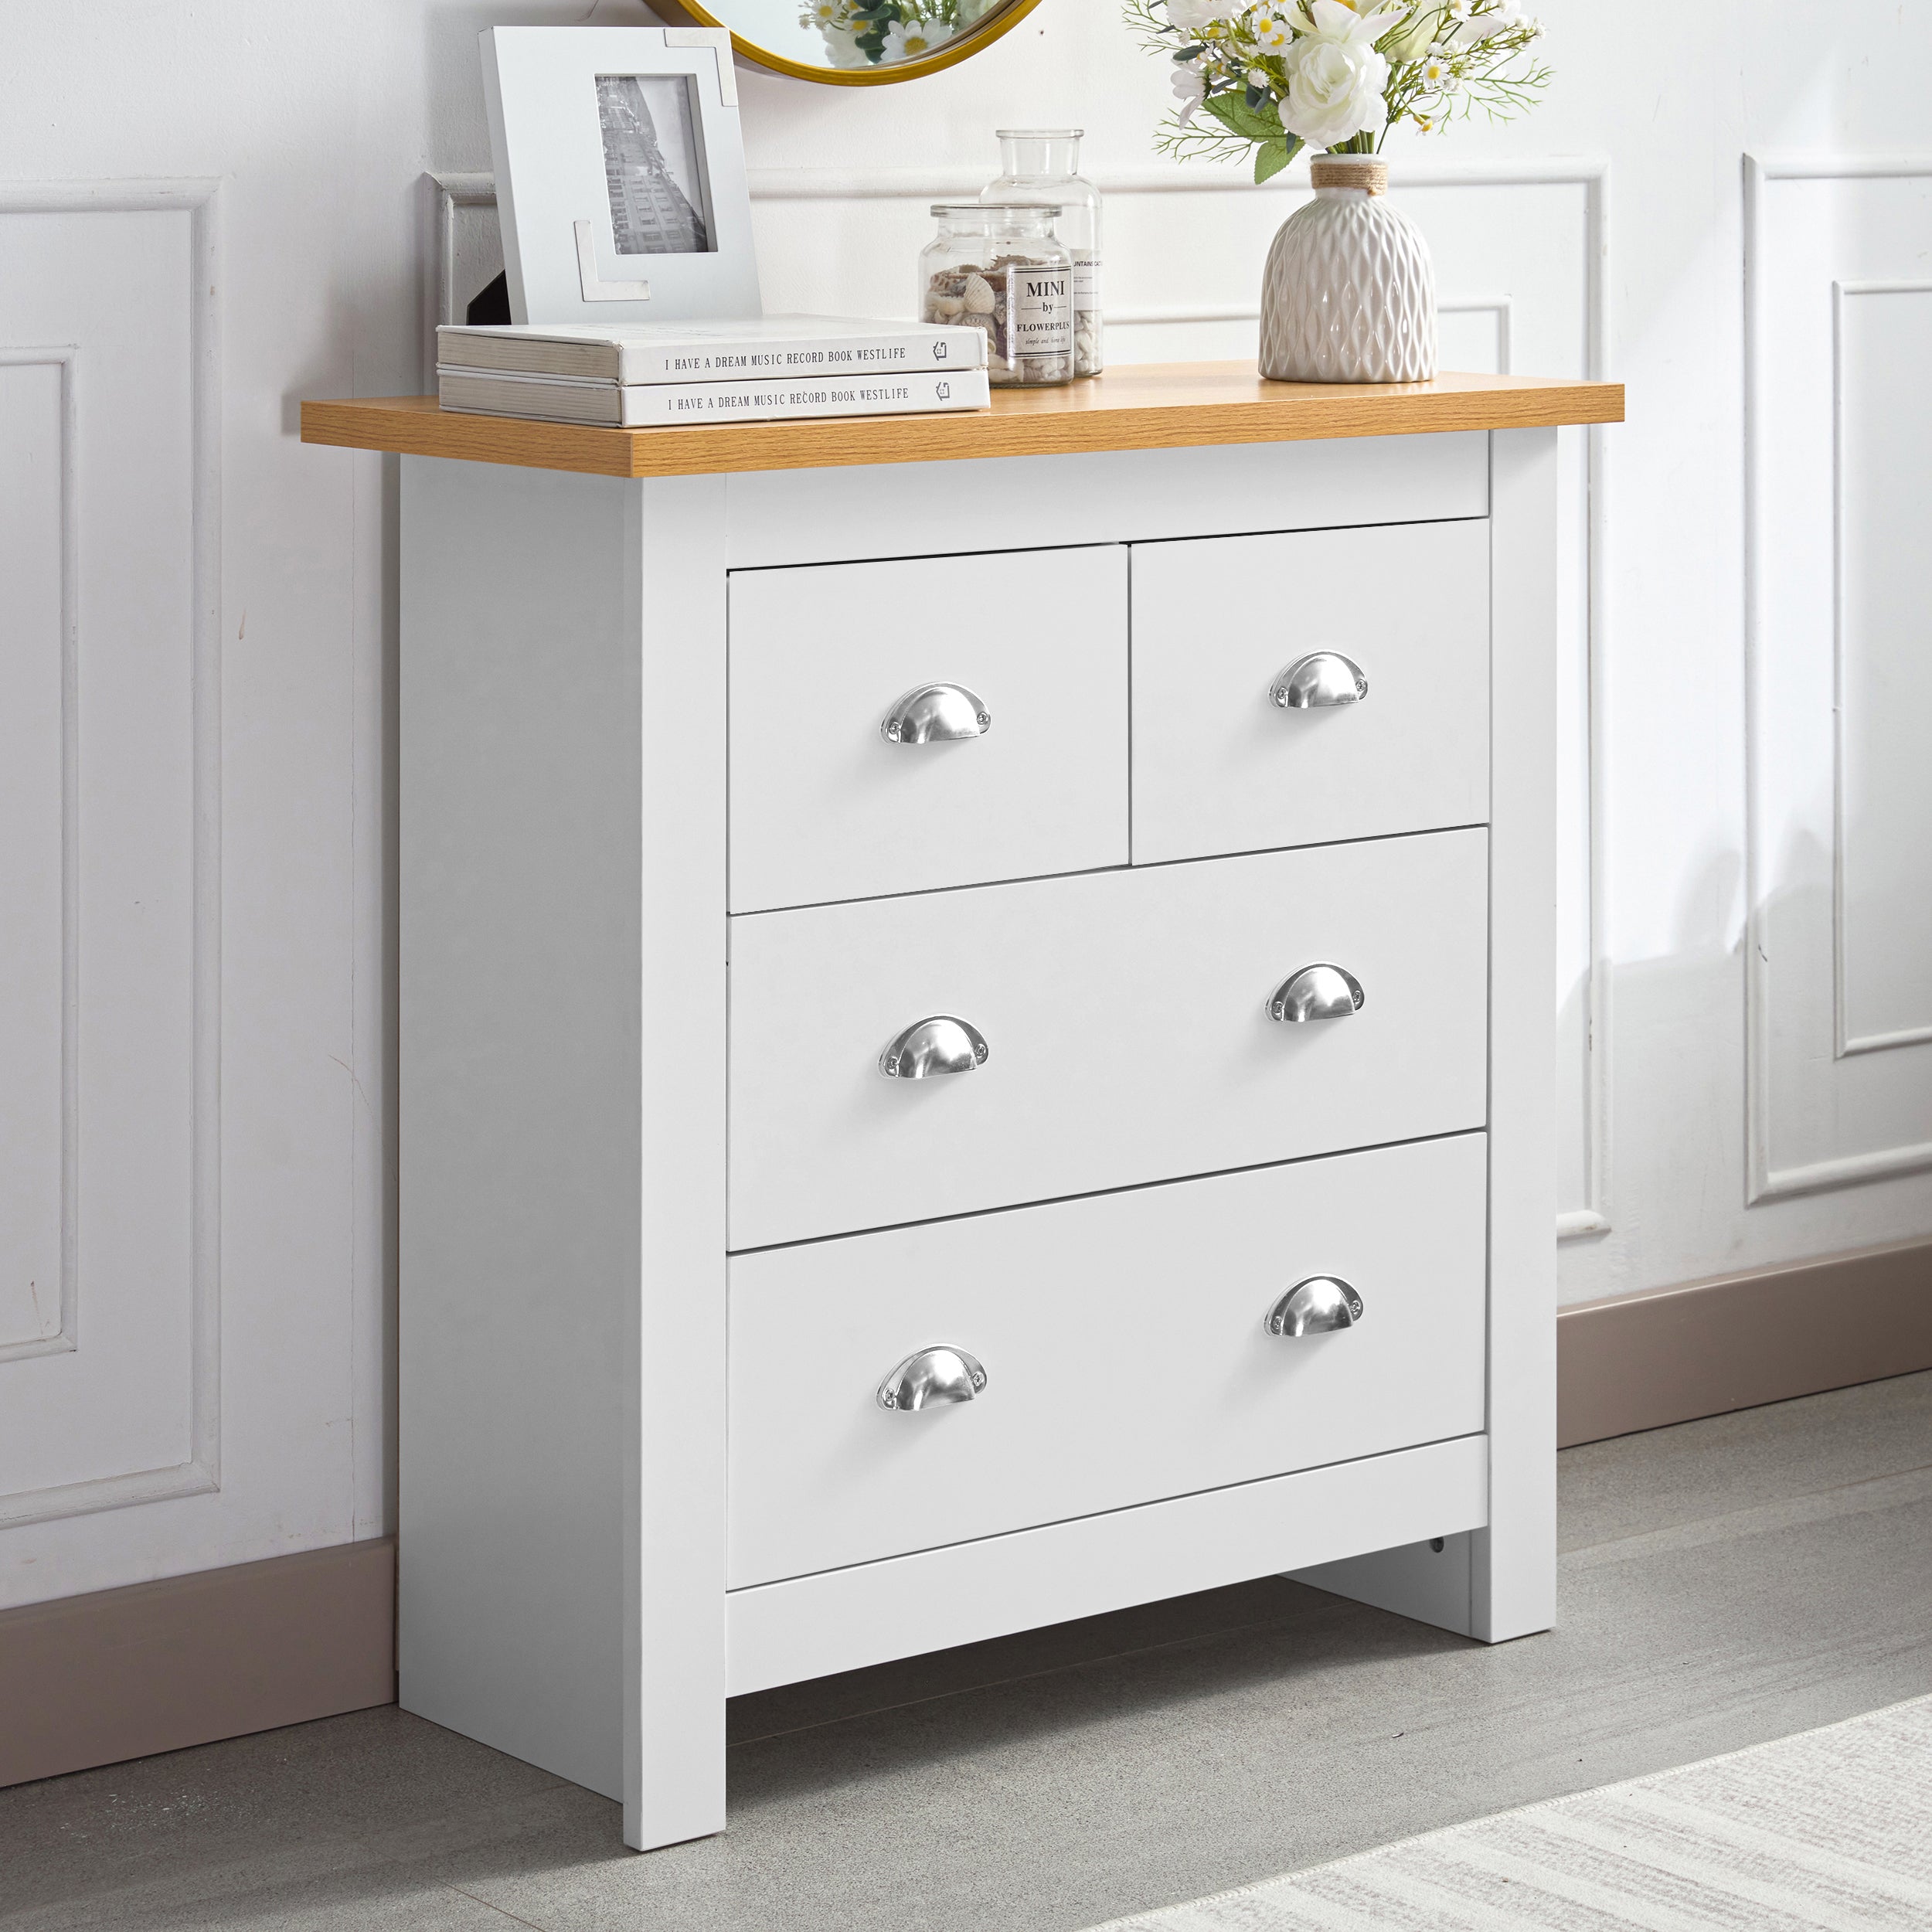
[1270,651,1368,709]
[879,1015,990,1079]
[1267,1277,1365,1336]
[882,682,992,744]
[878,1345,988,1411]
[1268,964,1365,1023]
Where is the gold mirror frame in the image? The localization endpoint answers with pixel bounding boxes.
[652,0,1044,86]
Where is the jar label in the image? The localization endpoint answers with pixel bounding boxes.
[1075,258,1102,311]
[1009,267,1073,355]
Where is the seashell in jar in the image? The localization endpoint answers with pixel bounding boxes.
[962,274,996,315]
[929,293,966,317]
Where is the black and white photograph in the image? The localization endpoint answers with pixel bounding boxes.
[595,73,712,257]
[481,26,758,321]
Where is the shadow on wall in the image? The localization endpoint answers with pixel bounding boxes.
[1566,822,1932,1304]
[1558,845,1749,1304]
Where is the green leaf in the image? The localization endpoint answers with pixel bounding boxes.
[1253,137,1300,184]
[1200,90,1284,143]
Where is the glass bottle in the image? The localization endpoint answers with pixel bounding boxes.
[981,129,1103,376]
[919,204,1076,388]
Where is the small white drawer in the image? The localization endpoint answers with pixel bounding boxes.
[727,828,1488,1250]
[1131,519,1490,862]
[728,546,1128,913]
[727,1133,1488,1587]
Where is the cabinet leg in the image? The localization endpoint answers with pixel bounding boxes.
[624,474,732,1851]
[1291,1515,1556,1645]
[1289,1530,1477,1638]
[624,1686,726,1851]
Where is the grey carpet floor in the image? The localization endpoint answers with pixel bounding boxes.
[1092,1694,1932,1930]
[2,1370,1929,1930]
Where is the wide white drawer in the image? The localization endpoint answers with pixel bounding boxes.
[1131,519,1490,862]
[728,547,1128,913]
[728,1133,1488,1588]
[727,828,1488,1250]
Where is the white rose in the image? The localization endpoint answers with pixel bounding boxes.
[1282,34,1389,146]
[1287,0,1406,39]
[1167,0,1226,34]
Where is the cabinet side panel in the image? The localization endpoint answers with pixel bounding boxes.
[398,457,640,1798]
[1476,425,1560,1640]
[626,476,730,1852]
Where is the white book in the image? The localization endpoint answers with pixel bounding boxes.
[437,365,990,427]
[436,314,986,383]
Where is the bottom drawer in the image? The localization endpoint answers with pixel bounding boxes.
[727,1133,1487,1589]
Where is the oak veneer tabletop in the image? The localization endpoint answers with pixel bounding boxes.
[300,363,1624,479]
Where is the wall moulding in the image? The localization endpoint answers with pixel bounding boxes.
[0,342,78,1366]
[0,179,223,1529]
[1743,152,1932,1204]
[1830,274,1932,1061]
[427,159,1612,1241]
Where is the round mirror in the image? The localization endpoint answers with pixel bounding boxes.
[653,0,1043,84]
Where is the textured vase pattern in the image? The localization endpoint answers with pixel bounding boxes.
[1258,189,1438,383]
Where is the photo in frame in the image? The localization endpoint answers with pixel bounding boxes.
[481,26,761,326]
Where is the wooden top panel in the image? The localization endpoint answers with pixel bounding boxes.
[300,364,1624,480]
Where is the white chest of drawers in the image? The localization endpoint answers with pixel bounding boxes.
[306,366,1623,1852]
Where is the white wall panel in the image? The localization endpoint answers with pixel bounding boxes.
[1746,158,1932,1200]
[0,196,219,1531]
[0,353,70,1365]
[1835,280,1932,1053]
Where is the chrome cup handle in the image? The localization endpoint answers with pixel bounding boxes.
[879,1015,990,1079]
[877,1346,988,1411]
[1270,652,1367,709]
[1267,964,1365,1023]
[1266,1277,1364,1336]
[882,682,992,744]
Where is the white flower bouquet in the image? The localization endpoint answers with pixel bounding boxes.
[802,0,998,68]
[1126,0,1549,182]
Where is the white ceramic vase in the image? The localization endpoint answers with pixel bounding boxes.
[1258,155,1437,383]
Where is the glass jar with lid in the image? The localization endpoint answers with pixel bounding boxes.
[920,204,1076,388]
[981,129,1103,376]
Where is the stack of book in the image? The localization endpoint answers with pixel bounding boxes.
[436,315,991,427]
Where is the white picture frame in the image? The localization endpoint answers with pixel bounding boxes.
[481,26,761,327]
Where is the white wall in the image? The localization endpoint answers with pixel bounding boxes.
[3,0,1930,1609]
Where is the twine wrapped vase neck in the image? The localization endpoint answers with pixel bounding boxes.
[1308,155,1389,196]
[1258,154,1436,384]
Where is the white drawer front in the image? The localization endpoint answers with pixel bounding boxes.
[1131,520,1490,862]
[728,1134,1488,1588]
[727,828,1487,1250]
[728,547,1128,913]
